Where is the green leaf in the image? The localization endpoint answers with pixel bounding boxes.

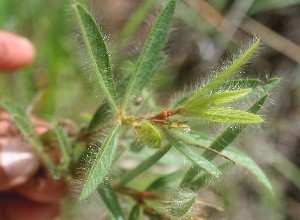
[181,95,268,187]
[2,100,27,117]
[166,190,196,217]
[249,0,300,14]
[2,100,59,178]
[12,115,59,178]
[202,95,268,161]
[164,130,221,177]
[118,0,156,47]
[189,107,263,123]
[128,205,140,220]
[146,171,183,193]
[80,124,120,200]
[188,88,252,107]
[217,79,260,91]
[223,147,273,194]
[173,79,260,108]
[245,78,280,100]
[117,145,172,187]
[98,179,125,220]
[54,124,72,169]
[134,121,161,148]
[89,100,112,130]
[185,39,260,106]
[73,4,119,112]
[122,0,177,109]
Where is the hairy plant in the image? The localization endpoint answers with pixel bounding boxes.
[2,0,280,219]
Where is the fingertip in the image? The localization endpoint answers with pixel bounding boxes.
[0,31,35,72]
[16,177,66,203]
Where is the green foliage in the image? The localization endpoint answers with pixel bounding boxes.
[98,179,125,220]
[166,190,196,217]
[2,100,59,178]
[223,147,273,193]
[54,124,72,170]
[73,4,119,112]
[80,124,120,200]
[184,39,260,106]
[164,129,221,177]
[2,0,284,218]
[122,0,177,109]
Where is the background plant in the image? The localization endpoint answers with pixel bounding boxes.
[1,0,300,219]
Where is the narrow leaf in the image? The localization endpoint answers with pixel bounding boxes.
[89,100,112,129]
[181,95,268,187]
[146,171,183,193]
[189,88,252,107]
[122,0,177,109]
[80,124,120,200]
[173,78,260,108]
[202,95,268,161]
[2,101,59,178]
[117,145,172,187]
[98,179,125,220]
[12,115,59,178]
[185,39,260,106]
[166,190,196,217]
[54,124,72,169]
[223,147,273,193]
[2,100,26,117]
[245,77,280,99]
[73,4,119,111]
[128,205,140,220]
[191,107,263,123]
[164,130,221,177]
[217,78,260,91]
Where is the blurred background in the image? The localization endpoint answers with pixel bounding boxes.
[1,0,300,219]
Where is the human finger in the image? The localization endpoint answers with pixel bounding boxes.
[16,177,66,203]
[0,138,39,191]
[0,197,59,220]
[0,31,35,72]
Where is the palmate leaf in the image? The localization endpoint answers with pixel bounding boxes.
[80,124,120,200]
[185,39,260,107]
[73,4,119,112]
[164,130,221,177]
[122,0,177,109]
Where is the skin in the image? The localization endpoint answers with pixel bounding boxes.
[0,31,65,220]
